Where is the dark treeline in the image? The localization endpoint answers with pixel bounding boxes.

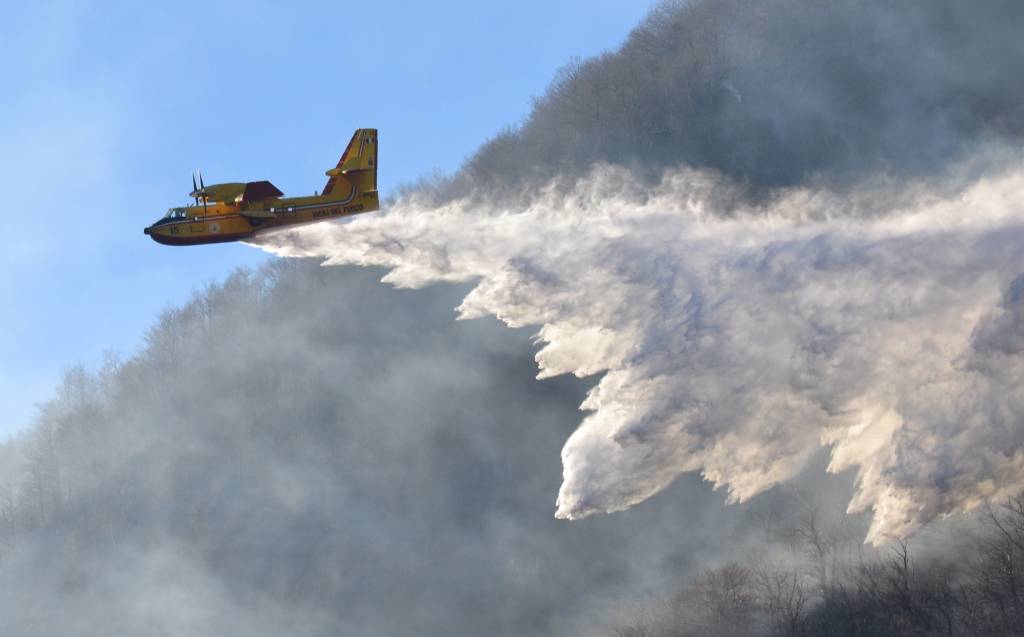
[612,496,1024,637]
[430,0,1024,203]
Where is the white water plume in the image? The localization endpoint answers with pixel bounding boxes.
[254,161,1024,544]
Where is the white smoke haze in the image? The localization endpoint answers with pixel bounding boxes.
[255,156,1024,544]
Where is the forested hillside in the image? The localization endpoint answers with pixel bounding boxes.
[0,260,760,635]
[612,497,1024,636]
[441,0,1024,201]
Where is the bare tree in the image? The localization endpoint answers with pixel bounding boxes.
[669,563,760,637]
[755,564,809,636]
[783,500,854,596]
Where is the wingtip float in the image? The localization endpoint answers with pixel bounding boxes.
[144,128,379,246]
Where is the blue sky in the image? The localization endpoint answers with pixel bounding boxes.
[0,1,657,439]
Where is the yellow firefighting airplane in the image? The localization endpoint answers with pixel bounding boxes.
[144,128,379,245]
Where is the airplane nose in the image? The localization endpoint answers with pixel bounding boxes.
[143,227,150,235]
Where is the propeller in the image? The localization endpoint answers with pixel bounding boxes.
[192,173,199,205]
[199,170,208,218]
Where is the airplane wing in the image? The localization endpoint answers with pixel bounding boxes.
[190,182,246,203]
[188,181,283,204]
[240,181,284,202]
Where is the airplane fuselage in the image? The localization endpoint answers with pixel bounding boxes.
[144,189,379,246]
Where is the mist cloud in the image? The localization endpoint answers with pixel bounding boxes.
[256,157,1024,543]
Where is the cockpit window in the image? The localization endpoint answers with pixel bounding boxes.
[163,208,188,219]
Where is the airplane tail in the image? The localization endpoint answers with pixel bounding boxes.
[322,129,378,205]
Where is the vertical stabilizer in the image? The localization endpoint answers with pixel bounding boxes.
[323,129,377,198]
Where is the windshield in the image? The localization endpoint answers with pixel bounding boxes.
[163,207,189,219]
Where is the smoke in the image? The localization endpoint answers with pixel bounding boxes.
[439,0,1024,202]
[255,155,1024,543]
[0,261,787,636]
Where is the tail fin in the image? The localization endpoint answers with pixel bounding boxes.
[323,128,377,198]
